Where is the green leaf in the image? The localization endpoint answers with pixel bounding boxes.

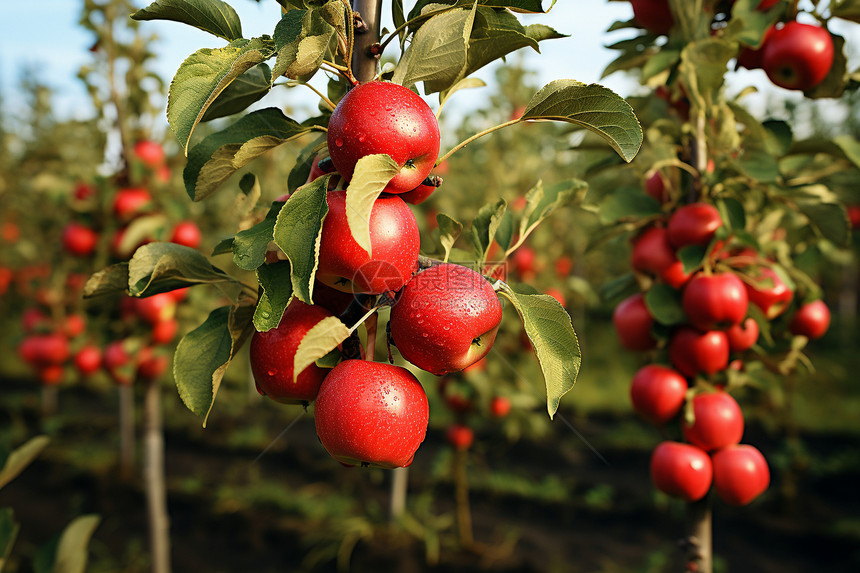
[343,155,401,257]
[315,347,342,368]
[678,38,736,104]
[273,175,331,304]
[272,8,336,80]
[726,0,782,46]
[439,77,486,110]
[392,4,477,91]
[498,283,580,419]
[525,179,587,230]
[184,107,317,201]
[254,262,293,331]
[470,199,507,261]
[211,237,235,256]
[737,149,780,182]
[437,213,463,262]
[232,203,281,271]
[168,37,275,153]
[132,0,243,41]
[82,263,130,299]
[597,187,661,224]
[677,245,707,274]
[495,211,514,253]
[293,316,350,384]
[600,273,638,305]
[521,80,642,163]
[174,303,255,425]
[833,135,860,170]
[0,436,49,490]
[644,284,686,326]
[287,135,327,194]
[641,49,680,81]
[392,0,407,45]
[717,197,746,231]
[128,242,236,297]
[795,200,851,246]
[51,515,100,573]
[803,34,847,100]
[200,64,272,122]
[0,508,19,571]
[762,120,793,158]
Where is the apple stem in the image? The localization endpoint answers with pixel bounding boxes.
[143,375,172,573]
[389,466,409,520]
[119,384,136,480]
[281,80,336,111]
[364,312,377,362]
[454,448,474,548]
[683,494,712,573]
[436,119,522,165]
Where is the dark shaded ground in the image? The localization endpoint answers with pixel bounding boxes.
[2,378,860,573]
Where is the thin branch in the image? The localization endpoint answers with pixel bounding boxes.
[436,119,521,165]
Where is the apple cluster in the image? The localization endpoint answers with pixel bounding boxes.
[614,191,831,505]
[250,81,508,469]
[630,0,835,92]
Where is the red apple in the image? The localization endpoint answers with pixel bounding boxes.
[712,444,770,506]
[761,22,834,91]
[316,191,419,294]
[554,255,573,278]
[650,441,713,502]
[446,424,475,450]
[630,0,674,36]
[135,293,177,324]
[62,223,99,256]
[138,347,169,380]
[726,317,759,352]
[0,267,11,296]
[314,360,429,468]
[631,227,690,288]
[669,327,730,377]
[151,319,179,345]
[511,245,537,279]
[400,174,442,205]
[133,140,166,167]
[490,396,512,418]
[74,182,96,201]
[545,288,566,307]
[249,299,335,404]
[682,272,748,331]
[667,203,723,249]
[327,81,440,194]
[389,263,503,375]
[74,345,102,376]
[39,365,65,386]
[103,340,133,385]
[744,266,793,319]
[630,365,687,426]
[645,172,668,203]
[22,308,49,333]
[682,391,744,451]
[789,299,830,340]
[113,188,152,220]
[847,205,860,229]
[613,293,657,351]
[170,221,201,249]
[35,333,70,366]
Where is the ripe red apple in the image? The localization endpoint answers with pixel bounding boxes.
[316,191,419,294]
[712,444,770,506]
[103,340,133,385]
[0,267,11,296]
[613,293,657,351]
[847,205,860,229]
[630,365,687,426]
[138,347,169,380]
[630,0,674,36]
[490,396,512,418]
[761,22,834,91]
[151,318,179,345]
[113,188,152,220]
[314,359,429,468]
[644,172,668,203]
[545,288,566,307]
[554,255,573,278]
[789,299,831,340]
[682,391,744,451]
[446,424,475,450]
[64,314,87,339]
[39,365,65,386]
[631,227,690,288]
[400,174,443,205]
[35,333,70,366]
[669,327,730,377]
[681,272,748,331]
[133,140,166,167]
[135,292,177,324]
[62,223,99,256]
[327,81,440,194]
[74,182,96,201]
[667,203,723,249]
[511,245,537,279]
[22,308,49,333]
[744,266,793,319]
[249,299,335,404]
[169,221,201,249]
[726,317,759,352]
[389,263,502,375]
[650,441,713,502]
[74,345,102,376]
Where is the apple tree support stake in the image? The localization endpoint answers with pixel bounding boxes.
[684,495,712,573]
[144,375,171,573]
[119,384,135,480]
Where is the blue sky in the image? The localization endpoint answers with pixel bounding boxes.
[1,1,857,132]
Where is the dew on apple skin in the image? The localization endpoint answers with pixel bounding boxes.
[358,134,366,142]
[334,138,344,147]
[267,369,278,377]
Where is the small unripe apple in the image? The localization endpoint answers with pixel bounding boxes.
[316,191,420,294]
[712,444,770,506]
[62,223,99,257]
[327,81,440,194]
[682,391,744,451]
[650,441,713,502]
[170,221,201,249]
[446,424,475,450]
[669,327,730,377]
[789,300,830,340]
[630,365,687,426]
[250,299,335,404]
[314,360,429,468]
[667,203,723,249]
[681,272,748,331]
[613,293,657,351]
[389,263,502,375]
[726,317,759,352]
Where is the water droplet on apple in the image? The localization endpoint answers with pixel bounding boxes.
[334,138,344,147]
[358,134,366,142]
[267,369,278,377]
[422,333,429,338]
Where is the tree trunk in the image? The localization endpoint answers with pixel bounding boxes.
[454,448,474,548]
[119,384,135,480]
[144,377,171,573]
[683,495,712,573]
[41,386,57,420]
[351,0,382,83]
